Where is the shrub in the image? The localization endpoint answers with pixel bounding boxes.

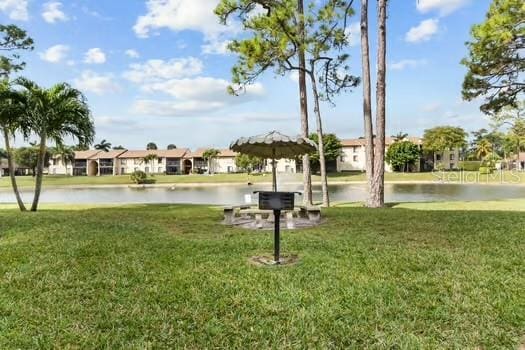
[130,170,156,184]
[479,166,493,175]
[458,161,481,171]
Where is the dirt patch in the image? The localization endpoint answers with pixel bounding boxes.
[248,254,300,267]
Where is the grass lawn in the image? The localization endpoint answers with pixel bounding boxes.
[0,201,524,348]
[2,170,525,188]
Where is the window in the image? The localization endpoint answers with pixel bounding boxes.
[450,163,454,169]
[353,146,358,154]
[340,155,346,162]
[436,154,441,161]
[158,158,162,164]
[353,155,358,162]
[450,154,455,161]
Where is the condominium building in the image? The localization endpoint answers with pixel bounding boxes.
[337,137,426,172]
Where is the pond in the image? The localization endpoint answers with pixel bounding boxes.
[1,183,525,205]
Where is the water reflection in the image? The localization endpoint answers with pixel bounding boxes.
[1,183,525,205]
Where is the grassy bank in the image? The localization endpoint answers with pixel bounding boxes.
[0,201,524,348]
[1,170,525,188]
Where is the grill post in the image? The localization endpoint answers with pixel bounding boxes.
[274,209,281,263]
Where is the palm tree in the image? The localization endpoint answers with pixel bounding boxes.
[53,145,75,174]
[203,148,221,175]
[16,77,95,211]
[143,153,158,174]
[94,139,111,152]
[0,80,29,211]
[475,139,493,160]
[392,132,408,142]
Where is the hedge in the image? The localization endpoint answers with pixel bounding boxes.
[458,161,481,171]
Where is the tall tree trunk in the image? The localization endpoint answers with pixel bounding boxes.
[31,133,47,211]
[298,0,313,205]
[309,71,329,207]
[370,0,388,208]
[360,0,375,207]
[2,128,26,211]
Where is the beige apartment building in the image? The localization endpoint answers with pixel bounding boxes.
[48,148,243,176]
[336,136,455,172]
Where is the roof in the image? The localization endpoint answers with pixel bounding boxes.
[186,148,238,158]
[219,149,238,157]
[89,150,127,159]
[118,148,190,159]
[74,150,101,159]
[185,148,207,158]
[341,136,422,147]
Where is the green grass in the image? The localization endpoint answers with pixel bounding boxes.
[0,201,524,348]
[2,170,525,188]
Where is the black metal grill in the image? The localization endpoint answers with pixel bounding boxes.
[257,191,295,211]
[253,191,301,264]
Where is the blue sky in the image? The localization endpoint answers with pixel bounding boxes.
[0,0,491,149]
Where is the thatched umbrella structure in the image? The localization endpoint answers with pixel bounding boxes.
[230,131,317,191]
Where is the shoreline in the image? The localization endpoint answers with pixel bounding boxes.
[1,179,525,191]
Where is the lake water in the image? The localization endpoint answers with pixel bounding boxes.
[1,183,525,205]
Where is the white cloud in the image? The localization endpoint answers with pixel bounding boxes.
[74,71,120,95]
[133,0,237,55]
[345,22,360,47]
[39,44,69,63]
[81,6,112,21]
[405,19,439,43]
[125,49,140,59]
[389,59,427,70]
[132,78,265,116]
[133,0,229,38]
[142,77,263,99]
[84,48,107,64]
[0,0,28,21]
[202,38,231,55]
[42,2,68,23]
[123,57,203,83]
[416,0,470,16]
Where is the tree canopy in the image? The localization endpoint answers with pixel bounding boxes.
[216,0,359,101]
[461,0,524,115]
[167,144,177,150]
[309,133,342,163]
[146,142,158,150]
[385,141,421,172]
[0,24,34,78]
[203,149,221,160]
[235,153,264,173]
[15,146,51,176]
[95,139,112,152]
[16,77,94,211]
[422,126,468,153]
